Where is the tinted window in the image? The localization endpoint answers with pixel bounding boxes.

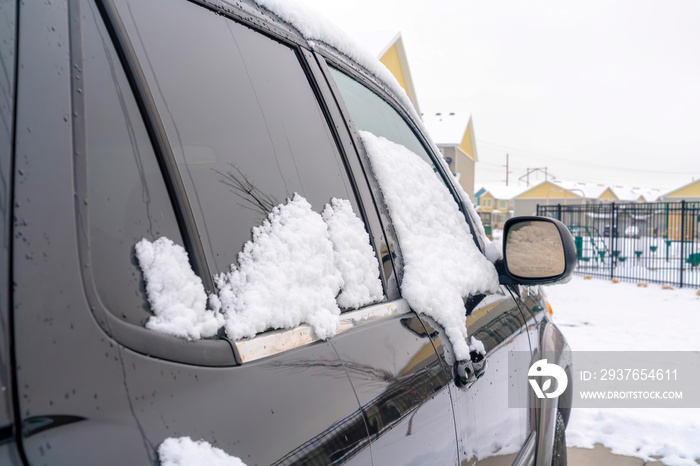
[330,67,485,250]
[329,68,437,171]
[115,0,359,275]
[82,1,184,326]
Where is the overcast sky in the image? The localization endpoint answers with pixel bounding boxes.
[295,0,700,192]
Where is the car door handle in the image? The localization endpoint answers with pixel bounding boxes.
[454,350,488,388]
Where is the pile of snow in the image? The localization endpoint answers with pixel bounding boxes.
[484,239,502,263]
[137,195,383,342]
[322,198,383,309]
[158,437,246,466]
[135,238,223,340]
[360,130,499,361]
[545,276,700,465]
[216,194,343,341]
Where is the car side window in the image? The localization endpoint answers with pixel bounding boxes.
[80,0,186,327]
[113,0,368,281]
[328,67,486,249]
[329,68,447,183]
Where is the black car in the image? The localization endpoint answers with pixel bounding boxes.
[0,0,575,465]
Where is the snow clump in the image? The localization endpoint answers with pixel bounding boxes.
[216,194,343,341]
[158,437,246,466]
[360,130,499,361]
[485,239,503,263]
[134,237,223,340]
[322,198,383,309]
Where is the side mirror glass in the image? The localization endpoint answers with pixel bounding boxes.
[500,216,577,285]
[505,220,565,278]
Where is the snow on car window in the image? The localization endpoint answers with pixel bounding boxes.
[158,437,246,466]
[216,194,343,341]
[322,197,383,309]
[137,195,383,341]
[360,130,499,361]
[135,237,223,340]
[246,0,496,253]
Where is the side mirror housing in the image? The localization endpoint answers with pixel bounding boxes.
[496,216,577,286]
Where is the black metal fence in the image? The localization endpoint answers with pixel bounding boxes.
[537,201,700,288]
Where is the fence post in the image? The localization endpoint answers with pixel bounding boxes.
[557,203,562,221]
[665,203,670,262]
[611,203,617,281]
[680,200,686,288]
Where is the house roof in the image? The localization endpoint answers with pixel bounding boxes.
[556,181,608,199]
[607,186,663,202]
[478,185,527,200]
[515,181,594,200]
[421,111,478,161]
[661,178,700,199]
[421,112,471,146]
[514,180,664,201]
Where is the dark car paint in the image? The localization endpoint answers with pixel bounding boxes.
[2,0,572,465]
[0,0,17,462]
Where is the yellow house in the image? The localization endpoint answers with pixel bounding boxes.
[597,187,618,202]
[661,179,700,202]
[422,112,478,196]
[517,181,583,200]
[512,181,589,217]
[353,31,420,113]
[661,182,700,239]
[475,185,524,228]
[511,181,668,216]
[598,186,662,203]
[354,31,479,197]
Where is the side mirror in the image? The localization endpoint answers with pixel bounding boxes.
[497,216,577,286]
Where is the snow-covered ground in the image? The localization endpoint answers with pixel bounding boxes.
[544,277,700,466]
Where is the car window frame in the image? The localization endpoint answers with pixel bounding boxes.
[313,46,487,260]
[71,0,398,366]
[71,0,240,366]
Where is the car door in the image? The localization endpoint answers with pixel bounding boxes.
[12,0,411,464]
[417,287,535,466]
[328,304,460,465]
[464,287,535,465]
[320,62,483,465]
[320,59,535,465]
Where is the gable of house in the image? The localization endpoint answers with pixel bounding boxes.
[379,42,409,96]
[516,181,581,200]
[459,120,477,160]
[663,179,700,200]
[480,192,495,211]
[598,187,618,201]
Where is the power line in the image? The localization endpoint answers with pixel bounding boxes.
[476,140,698,176]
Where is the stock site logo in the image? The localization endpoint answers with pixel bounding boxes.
[528,359,568,399]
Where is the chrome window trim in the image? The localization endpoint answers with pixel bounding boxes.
[236,299,411,363]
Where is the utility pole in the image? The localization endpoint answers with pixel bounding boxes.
[505,153,509,186]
